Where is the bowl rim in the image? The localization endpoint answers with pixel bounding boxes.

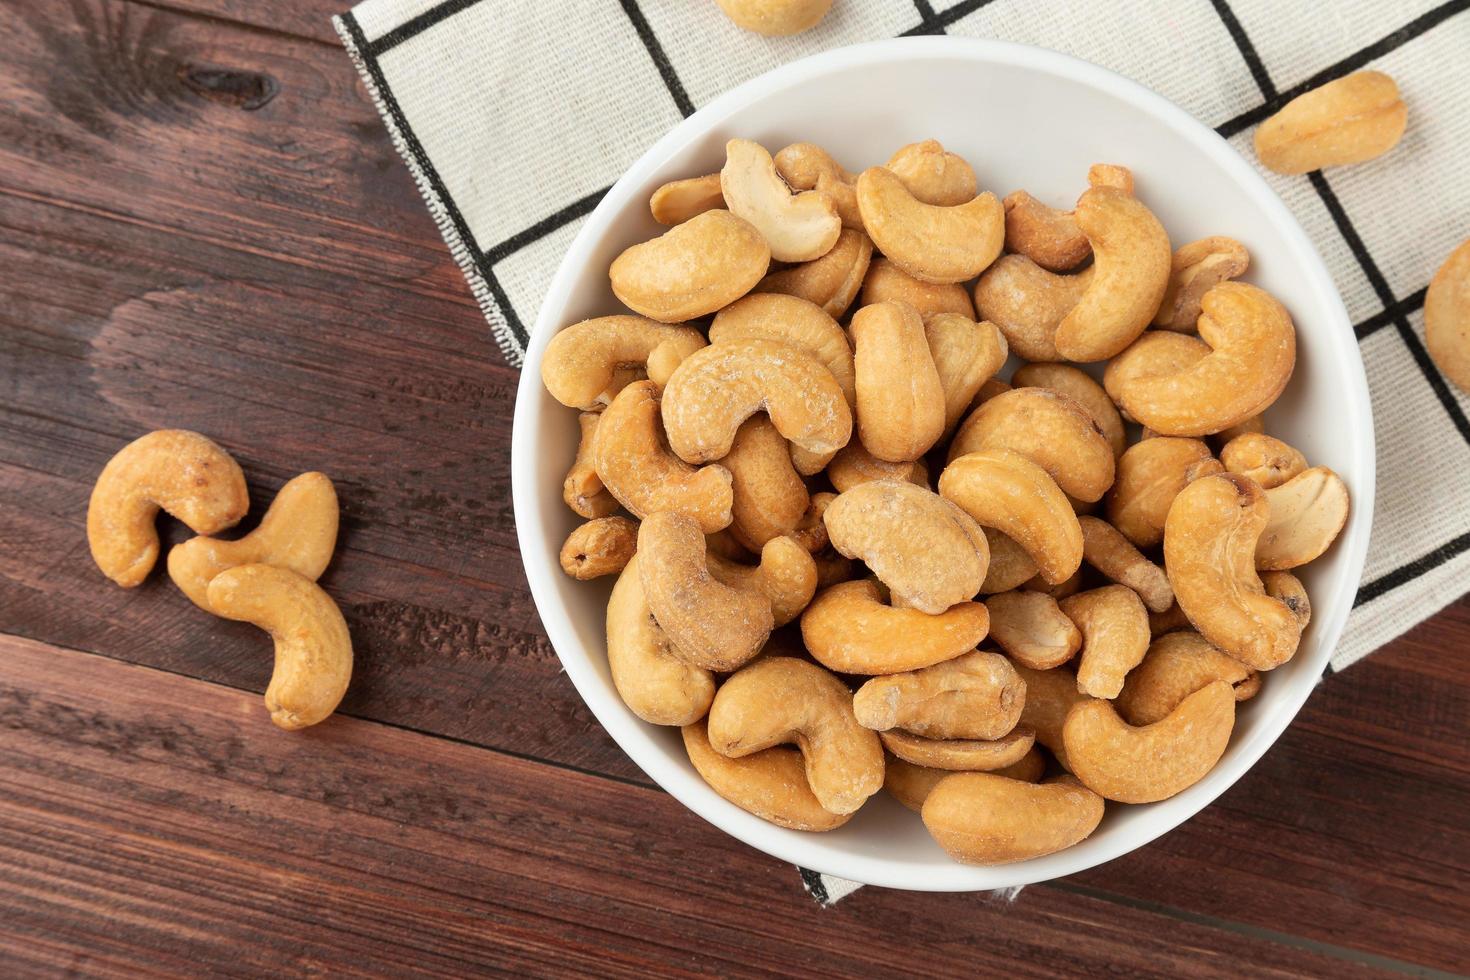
[511,35,1376,891]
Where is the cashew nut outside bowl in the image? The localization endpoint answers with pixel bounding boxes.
[513,37,1374,892]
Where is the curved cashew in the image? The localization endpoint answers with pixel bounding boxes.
[939,449,1084,585]
[1088,163,1135,193]
[1102,331,1210,419]
[715,0,832,37]
[1256,466,1350,570]
[721,139,841,263]
[825,480,989,614]
[973,255,1094,362]
[1077,516,1174,613]
[985,590,1081,669]
[851,301,947,462]
[927,314,1008,435]
[1105,436,1224,548]
[1262,570,1312,631]
[710,292,855,406]
[1154,237,1250,331]
[683,720,848,831]
[540,315,707,410]
[650,173,724,225]
[1111,283,1297,436]
[610,209,770,322]
[706,535,818,627]
[638,512,774,670]
[1115,630,1259,727]
[1012,663,1095,771]
[721,415,809,551]
[559,516,638,580]
[88,429,250,588]
[1163,473,1302,670]
[1003,191,1090,272]
[755,227,872,318]
[885,140,977,207]
[922,774,1105,865]
[1053,186,1172,361]
[853,650,1024,741]
[206,564,352,730]
[608,555,715,726]
[826,441,928,493]
[773,142,861,230]
[1063,681,1235,803]
[880,727,1034,772]
[1220,432,1308,490]
[979,529,1039,594]
[1426,239,1470,394]
[593,381,733,532]
[1060,585,1151,699]
[1011,363,1126,458]
[706,656,884,815]
[167,472,337,612]
[856,166,1004,284]
[861,256,976,320]
[885,748,1045,812]
[1255,71,1406,175]
[800,579,990,675]
[661,339,852,464]
[949,388,1115,503]
[564,413,618,519]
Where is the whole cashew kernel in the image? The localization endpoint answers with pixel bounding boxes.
[706,657,884,815]
[1115,630,1259,727]
[721,139,841,263]
[927,314,1009,435]
[979,529,1039,593]
[610,210,770,322]
[1164,473,1302,670]
[1003,191,1090,272]
[1255,466,1350,570]
[710,292,855,406]
[650,173,724,225]
[206,564,352,730]
[824,480,989,614]
[1013,663,1095,770]
[1052,185,1172,362]
[721,415,810,551]
[880,727,1035,772]
[1154,237,1250,331]
[800,579,990,675]
[1102,330,1210,420]
[715,0,832,37]
[167,471,337,612]
[1220,432,1308,490]
[885,748,1045,811]
[560,516,638,580]
[973,255,1094,362]
[827,441,928,493]
[856,166,1004,284]
[608,555,715,726]
[564,412,618,518]
[683,720,848,831]
[1426,239,1470,394]
[923,774,1105,865]
[773,142,861,230]
[1254,71,1407,175]
[88,429,250,588]
[885,140,977,207]
[1063,681,1235,803]
[1011,363,1126,458]
[861,256,976,320]
[1060,585,1151,699]
[939,449,1084,586]
[853,650,1024,741]
[852,301,947,463]
[706,535,818,627]
[949,388,1115,503]
[985,590,1082,669]
[1105,436,1224,548]
[540,315,708,410]
[755,228,872,318]
[593,381,733,532]
[1077,517,1174,613]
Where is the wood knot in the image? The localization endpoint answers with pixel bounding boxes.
[178,64,279,110]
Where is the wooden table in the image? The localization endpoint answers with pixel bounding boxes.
[3,2,1467,975]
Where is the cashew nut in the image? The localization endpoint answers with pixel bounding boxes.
[800,579,990,675]
[1003,191,1090,272]
[540,316,708,410]
[1105,436,1224,548]
[824,480,989,614]
[88,429,250,588]
[826,440,928,493]
[853,650,1024,741]
[721,139,841,263]
[885,748,1045,811]
[812,550,857,590]
[1255,466,1350,570]
[985,590,1081,669]
[773,142,861,230]
[1154,237,1250,331]
[661,339,852,464]
[1426,239,1470,394]
[1026,567,1084,602]
[1212,414,1265,449]
[926,314,1008,436]
[1088,163,1134,193]
[851,301,946,463]
[560,516,638,580]
[973,255,1095,362]
[939,449,1084,586]
[706,657,883,815]
[1063,681,1235,803]
[608,555,715,726]
[1219,432,1308,490]
[721,415,810,551]
[610,209,770,322]
[1077,516,1174,613]
[856,166,1004,284]
[861,256,976,320]
[880,727,1035,772]
[710,292,854,406]
[922,774,1105,866]
[885,140,977,207]
[790,491,836,553]
[1060,585,1151,699]
[706,535,818,627]
[978,529,1039,593]
[1262,570,1312,631]
[1148,601,1193,637]
[755,228,872,318]
[1102,330,1211,420]
[650,173,724,225]
[1163,473,1302,670]
[1013,663,1095,771]
[206,564,352,730]
[949,388,1115,503]
[1115,630,1259,727]
[683,720,848,831]
[715,0,831,36]
[1011,363,1126,458]
[564,412,618,518]
[592,381,733,532]
[167,472,337,612]
[1254,70,1407,175]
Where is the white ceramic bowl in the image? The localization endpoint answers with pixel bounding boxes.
[512,37,1375,891]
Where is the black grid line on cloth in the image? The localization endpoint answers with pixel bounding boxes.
[901,0,1000,36]
[482,185,611,266]
[1356,530,1470,607]
[1355,288,1427,341]
[620,0,696,118]
[797,866,831,905]
[365,0,483,56]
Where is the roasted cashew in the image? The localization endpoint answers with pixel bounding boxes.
[88,429,250,588]
[710,292,855,407]
[949,388,1115,503]
[1220,432,1308,491]
[608,555,715,726]
[1426,239,1470,394]
[722,139,841,263]
[853,650,1024,741]
[985,590,1081,670]
[610,209,770,322]
[1003,191,1090,272]
[1026,567,1084,601]
[1115,630,1259,727]
[564,412,618,519]
[978,529,1039,594]
[790,491,836,553]
[1105,436,1224,548]
[856,166,1004,284]
[885,748,1045,811]
[683,720,849,831]
[706,535,818,627]
[559,516,638,580]
[755,228,872,318]
[800,579,989,675]
[939,449,1084,586]
[541,315,708,410]
[1255,71,1406,175]
[927,314,1008,435]
[715,0,832,36]
[1212,414,1265,449]
[973,256,1094,362]
[1060,585,1151,699]
[1255,466,1350,570]
[1262,570,1312,631]
[1088,163,1134,193]
[1102,331,1211,420]
[1077,517,1174,613]
[812,550,857,589]
[1148,601,1193,637]
[885,140,977,207]
[922,774,1105,865]
[773,142,861,230]
[721,415,810,552]
[206,564,352,730]
[706,656,884,815]
[851,301,947,463]
[880,727,1035,772]
[1154,237,1250,331]
[826,441,928,493]
[650,173,724,225]
[861,256,976,320]
[1011,363,1126,458]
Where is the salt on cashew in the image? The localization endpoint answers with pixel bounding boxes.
[1003,191,1090,272]
[852,650,1024,741]
[559,516,639,580]
[826,441,928,493]
[800,579,990,675]
[721,139,841,263]
[1077,516,1174,613]
[922,774,1105,865]
[88,429,250,588]
[1012,663,1095,771]
[610,209,770,322]
[772,142,861,230]
[1426,239,1470,395]
[706,535,819,627]
[607,556,715,726]
[985,590,1082,670]
[1163,473,1302,670]
[851,301,946,463]
[564,413,618,519]
[860,257,976,320]
[660,339,852,464]
[650,173,724,225]
[683,720,849,831]
[885,748,1046,811]
[973,256,1094,362]
[709,292,855,407]
[1010,363,1126,458]
[706,656,884,815]
[540,315,708,410]
[1220,432,1309,490]
[824,480,989,614]
[1262,570,1312,631]
[880,727,1035,772]
[1062,681,1235,803]
[926,314,1008,436]
[1105,436,1224,548]
[755,228,872,318]
[715,0,832,36]
[978,529,1039,594]
[1254,70,1407,175]
[938,449,1084,586]
[855,166,1004,284]
[1052,185,1172,362]
[206,564,352,731]
[167,471,337,612]
[885,140,977,207]
[948,388,1115,503]
[721,415,810,552]
[1109,283,1297,436]
[1060,585,1151,700]
[1114,630,1259,727]
[1153,237,1250,331]
[1255,466,1351,570]
[593,381,733,532]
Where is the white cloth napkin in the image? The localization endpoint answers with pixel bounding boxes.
[335,0,1470,905]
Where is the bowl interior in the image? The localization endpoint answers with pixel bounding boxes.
[512,38,1374,891]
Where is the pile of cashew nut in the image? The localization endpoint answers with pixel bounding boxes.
[87,430,350,730]
[544,135,1353,866]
